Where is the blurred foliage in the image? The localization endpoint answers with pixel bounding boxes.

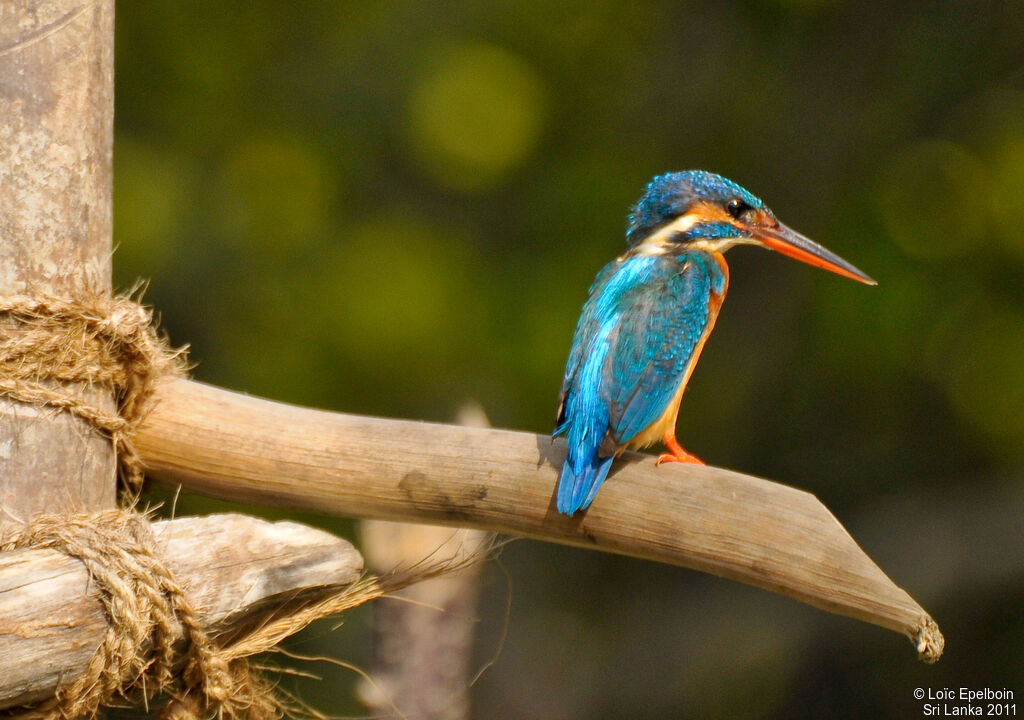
[405,40,549,191]
[114,0,1024,717]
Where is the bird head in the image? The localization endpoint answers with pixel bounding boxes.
[626,170,875,285]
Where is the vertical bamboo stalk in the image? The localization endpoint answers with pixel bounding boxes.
[0,1,116,521]
[359,522,491,719]
[359,405,492,719]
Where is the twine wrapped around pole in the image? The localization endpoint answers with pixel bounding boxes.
[0,510,280,720]
[0,509,487,719]
[0,292,260,719]
[0,292,187,495]
[0,294,269,718]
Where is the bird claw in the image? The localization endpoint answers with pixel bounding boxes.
[656,451,705,466]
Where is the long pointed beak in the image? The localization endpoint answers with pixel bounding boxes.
[753,222,876,285]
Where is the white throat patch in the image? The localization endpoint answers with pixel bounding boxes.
[633,213,701,255]
[632,213,756,255]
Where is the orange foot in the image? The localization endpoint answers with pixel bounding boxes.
[655,431,705,466]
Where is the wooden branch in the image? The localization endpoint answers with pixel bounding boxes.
[0,513,364,710]
[0,0,117,519]
[137,377,943,661]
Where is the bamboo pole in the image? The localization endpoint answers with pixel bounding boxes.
[136,377,944,661]
[0,0,116,519]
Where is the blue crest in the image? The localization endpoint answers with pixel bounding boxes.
[626,171,764,245]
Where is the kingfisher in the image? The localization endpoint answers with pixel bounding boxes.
[553,170,875,515]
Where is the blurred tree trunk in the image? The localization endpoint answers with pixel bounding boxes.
[359,404,492,720]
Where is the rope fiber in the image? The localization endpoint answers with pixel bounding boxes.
[0,292,187,494]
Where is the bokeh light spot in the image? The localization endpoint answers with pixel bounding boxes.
[988,136,1024,260]
[217,133,337,255]
[405,41,548,192]
[945,308,1024,450]
[113,138,190,274]
[876,140,990,260]
[318,212,480,368]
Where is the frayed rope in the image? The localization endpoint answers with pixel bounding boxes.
[0,291,187,495]
[0,508,492,720]
[0,509,282,720]
[0,293,275,719]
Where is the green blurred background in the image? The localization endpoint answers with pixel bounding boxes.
[115,1,1024,717]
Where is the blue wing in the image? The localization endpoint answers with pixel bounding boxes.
[606,263,713,443]
[555,252,718,514]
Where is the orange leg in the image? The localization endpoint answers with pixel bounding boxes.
[656,429,705,466]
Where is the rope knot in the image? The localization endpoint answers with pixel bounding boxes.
[0,291,188,493]
[0,510,281,720]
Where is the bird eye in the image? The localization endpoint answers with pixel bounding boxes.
[726,199,751,220]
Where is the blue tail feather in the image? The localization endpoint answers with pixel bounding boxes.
[557,452,614,515]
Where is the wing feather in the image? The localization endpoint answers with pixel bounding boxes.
[606,261,712,443]
[554,252,717,514]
